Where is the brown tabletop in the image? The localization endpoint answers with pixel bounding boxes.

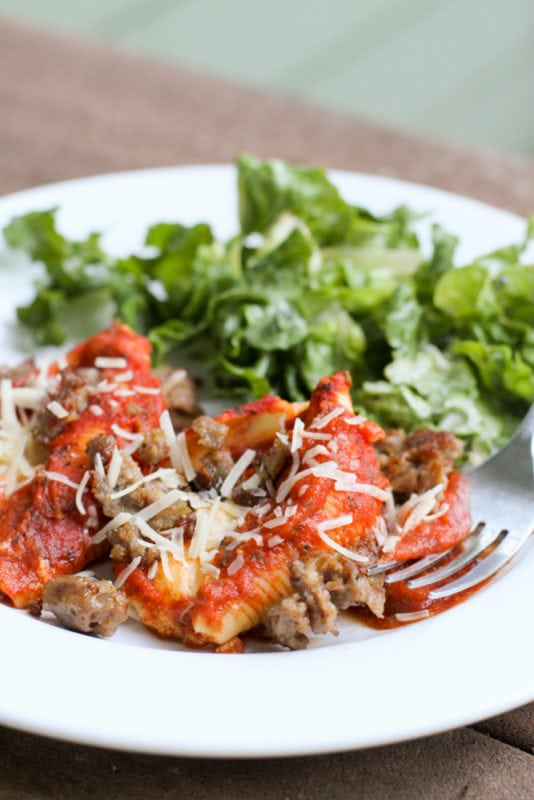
[1,15,534,800]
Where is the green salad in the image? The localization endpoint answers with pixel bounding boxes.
[3,154,534,461]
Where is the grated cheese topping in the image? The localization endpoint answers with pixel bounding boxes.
[114,555,142,589]
[111,423,143,442]
[219,448,256,498]
[396,483,445,535]
[159,410,183,472]
[176,431,196,482]
[11,386,47,410]
[46,400,69,419]
[310,406,345,430]
[227,553,244,576]
[106,448,123,489]
[290,417,305,452]
[317,528,370,564]
[44,471,80,490]
[75,470,90,515]
[94,357,128,369]
[317,513,353,533]
[0,379,44,495]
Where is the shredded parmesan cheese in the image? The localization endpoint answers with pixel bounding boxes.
[11,386,46,409]
[133,516,185,561]
[263,516,288,529]
[397,483,445,535]
[75,470,90,515]
[0,379,45,495]
[159,410,183,473]
[136,488,185,522]
[225,528,262,551]
[333,481,392,503]
[227,553,244,576]
[111,423,142,441]
[220,448,256,498]
[343,415,366,426]
[114,555,142,589]
[317,529,370,564]
[160,549,173,581]
[1,379,16,423]
[302,444,330,463]
[95,357,128,369]
[107,448,123,489]
[317,513,353,533]
[110,468,182,500]
[96,380,118,393]
[147,561,159,580]
[290,417,305,452]
[46,401,69,419]
[133,384,160,395]
[93,451,105,478]
[43,471,80,490]
[176,431,196,482]
[301,430,331,441]
[275,451,301,503]
[382,534,401,553]
[114,370,133,383]
[310,407,345,429]
[91,511,132,544]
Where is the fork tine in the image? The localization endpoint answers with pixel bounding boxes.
[383,551,453,584]
[406,523,500,590]
[427,527,533,599]
[366,550,449,582]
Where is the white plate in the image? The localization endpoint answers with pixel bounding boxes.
[0,165,532,758]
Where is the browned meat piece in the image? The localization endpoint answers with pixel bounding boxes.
[231,482,267,507]
[191,415,229,448]
[86,433,116,465]
[261,436,290,481]
[155,366,202,430]
[90,451,154,519]
[43,575,129,637]
[290,558,338,634]
[149,505,196,534]
[262,595,310,650]
[375,428,464,500]
[262,553,386,650]
[195,449,235,491]
[34,367,100,442]
[312,552,385,616]
[88,436,172,515]
[108,521,159,564]
[88,437,192,563]
[136,429,169,466]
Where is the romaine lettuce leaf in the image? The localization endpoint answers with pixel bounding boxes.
[237,153,420,248]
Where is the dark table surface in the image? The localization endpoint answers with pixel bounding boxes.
[1,15,534,799]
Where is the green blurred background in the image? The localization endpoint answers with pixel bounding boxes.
[2,0,533,157]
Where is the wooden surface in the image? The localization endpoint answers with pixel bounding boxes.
[1,15,534,799]
[2,15,534,216]
[0,0,533,158]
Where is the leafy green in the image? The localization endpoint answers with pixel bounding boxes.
[3,157,534,459]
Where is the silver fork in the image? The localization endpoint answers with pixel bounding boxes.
[367,404,534,599]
